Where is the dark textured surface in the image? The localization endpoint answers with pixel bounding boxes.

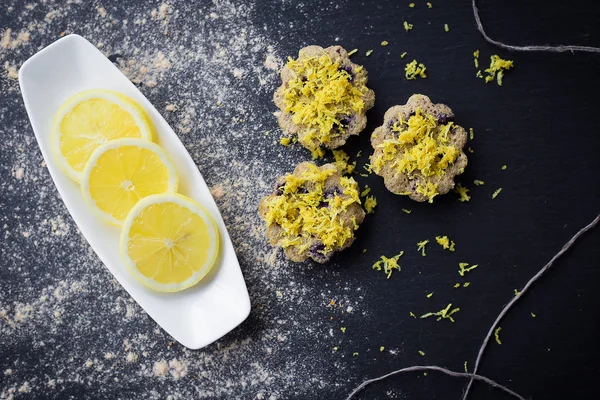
[1,0,599,399]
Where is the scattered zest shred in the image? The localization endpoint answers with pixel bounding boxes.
[455,183,471,202]
[494,327,502,345]
[444,24,449,32]
[364,195,377,214]
[347,48,358,56]
[484,55,514,86]
[381,40,389,46]
[435,235,455,252]
[366,49,373,57]
[404,21,413,31]
[372,251,404,279]
[474,180,484,186]
[421,303,460,322]
[492,188,502,199]
[405,59,426,79]
[458,262,478,276]
[417,239,429,256]
[418,350,425,356]
[402,208,412,214]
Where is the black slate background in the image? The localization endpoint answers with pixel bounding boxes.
[1,0,600,399]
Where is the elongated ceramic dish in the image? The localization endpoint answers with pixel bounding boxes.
[18,34,251,349]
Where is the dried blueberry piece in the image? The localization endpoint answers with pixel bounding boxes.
[340,115,353,128]
[275,182,286,195]
[437,113,455,125]
[309,243,327,259]
[340,65,354,81]
[298,187,310,194]
[318,201,328,208]
[301,76,308,82]
[325,187,343,198]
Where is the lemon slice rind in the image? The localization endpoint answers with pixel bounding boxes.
[51,89,155,183]
[81,138,179,226]
[119,193,220,293]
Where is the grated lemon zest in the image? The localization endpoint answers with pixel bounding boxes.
[469,127,474,140]
[474,180,484,186]
[444,24,449,32]
[404,21,413,31]
[409,311,416,318]
[381,40,389,46]
[366,49,373,57]
[400,51,408,58]
[347,49,358,56]
[380,346,385,352]
[417,239,429,256]
[454,283,460,288]
[458,262,478,276]
[455,183,471,202]
[364,195,377,214]
[494,327,502,345]
[405,59,427,79]
[333,149,355,174]
[492,188,502,199]
[435,235,455,252]
[426,292,433,298]
[418,350,425,356]
[427,2,433,8]
[372,251,404,279]
[402,208,412,214]
[421,303,460,322]
[484,55,514,86]
[280,137,292,146]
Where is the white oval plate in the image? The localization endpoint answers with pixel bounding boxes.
[18,34,251,349]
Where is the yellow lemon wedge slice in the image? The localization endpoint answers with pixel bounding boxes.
[120,193,220,292]
[81,138,178,226]
[51,89,155,182]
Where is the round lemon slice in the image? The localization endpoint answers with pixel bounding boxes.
[120,193,220,292]
[81,138,178,226]
[51,89,155,182]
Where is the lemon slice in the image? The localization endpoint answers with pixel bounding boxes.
[81,138,178,226]
[51,89,155,182]
[120,193,220,292]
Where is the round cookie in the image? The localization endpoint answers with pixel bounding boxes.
[274,45,375,157]
[259,162,365,263]
[370,94,468,202]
